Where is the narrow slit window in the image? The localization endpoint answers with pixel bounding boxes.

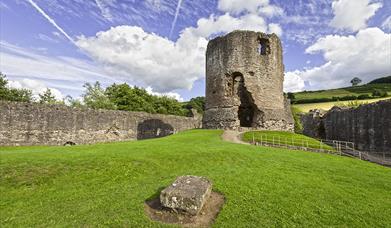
[258,38,270,55]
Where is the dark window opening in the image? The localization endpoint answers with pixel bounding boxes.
[258,38,270,55]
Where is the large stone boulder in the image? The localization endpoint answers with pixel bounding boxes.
[160,176,212,215]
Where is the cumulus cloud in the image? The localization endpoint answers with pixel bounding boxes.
[146,87,183,102]
[76,11,279,92]
[76,26,206,92]
[283,71,306,92]
[8,79,64,100]
[330,0,382,32]
[286,27,391,90]
[218,0,283,17]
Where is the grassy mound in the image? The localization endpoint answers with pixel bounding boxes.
[242,130,334,151]
[1,130,390,227]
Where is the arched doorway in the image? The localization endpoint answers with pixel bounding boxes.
[231,72,255,127]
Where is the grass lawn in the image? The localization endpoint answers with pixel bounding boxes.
[242,130,335,151]
[293,97,390,112]
[293,83,391,100]
[1,130,391,227]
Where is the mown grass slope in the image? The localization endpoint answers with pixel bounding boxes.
[1,130,391,227]
[242,130,334,151]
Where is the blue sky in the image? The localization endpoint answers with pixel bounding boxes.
[0,0,390,101]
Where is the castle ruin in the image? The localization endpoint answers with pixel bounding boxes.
[203,30,294,131]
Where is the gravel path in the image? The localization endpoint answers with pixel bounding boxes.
[221,130,249,145]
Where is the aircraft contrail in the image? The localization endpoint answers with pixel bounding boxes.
[169,0,183,39]
[27,0,76,45]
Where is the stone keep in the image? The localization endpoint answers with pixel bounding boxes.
[203,30,294,131]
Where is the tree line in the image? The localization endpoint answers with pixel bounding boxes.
[0,72,204,117]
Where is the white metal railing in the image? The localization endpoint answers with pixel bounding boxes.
[248,133,391,167]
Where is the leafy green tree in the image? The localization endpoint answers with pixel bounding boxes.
[287,92,295,101]
[64,95,84,108]
[82,81,116,110]
[105,83,155,113]
[350,77,362,86]
[0,72,33,102]
[154,96,188,116]
[39,88,57,104]
[183,96,205,114]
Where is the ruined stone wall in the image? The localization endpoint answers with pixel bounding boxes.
[301,99,391,153]
[0,101,201,146]
[203,30,293,131]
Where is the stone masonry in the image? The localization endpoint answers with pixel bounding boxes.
[203,30,294,131]
[160,176,212,215]
[301,99,391,154]
[0,101,201,146]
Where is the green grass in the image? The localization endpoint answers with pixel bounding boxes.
[242,130,334,151]
[293,97,390,112]
[293,83,391,100]
[1,130,391,227]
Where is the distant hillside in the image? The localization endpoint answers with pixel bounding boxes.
[368,76,391,84]
[290,77,391,104]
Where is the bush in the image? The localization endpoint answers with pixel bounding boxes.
[357,94,371,99]
[372,89,387,97]
[291,106,303,134]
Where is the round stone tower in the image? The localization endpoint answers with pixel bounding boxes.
[202,30,294,131]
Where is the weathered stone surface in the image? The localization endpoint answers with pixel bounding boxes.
[160,176,212,215]
[301,109,326,139]
[0,101,201,146]
[301,99,391,155]
[203,30,294,131]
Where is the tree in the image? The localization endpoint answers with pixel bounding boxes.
[183,96,205,114]
[0,72,33,102]
[350,77,362,86]
[64,95,84,108]
[39,88,57,104]
[82,81,116,110]
[106,83,155,112]
[287,92,295,101]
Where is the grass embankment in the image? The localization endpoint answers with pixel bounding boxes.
[242,130,334,151]
[293,83,391,101]
[1,130,391,227]
[293,97,390,112]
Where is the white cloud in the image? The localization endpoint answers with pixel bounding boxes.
[381,16,391,30]
[8,79,64,101]
[268,23,282,36]
[146,87,183,102]
[286,27,391,91]
[76,12,279,92]
[95,0,114,22]
[330,0,382,32]
[284,71,306,92]
[217,0,282,17]
[76,26,206,92]
[0,41,113,91]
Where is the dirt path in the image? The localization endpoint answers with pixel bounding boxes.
[221,130,249,145]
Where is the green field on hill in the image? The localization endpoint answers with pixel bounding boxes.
[294,83,391,100]
[292,83,391,103]
[293,97,390,112]
[1,130,391,227]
